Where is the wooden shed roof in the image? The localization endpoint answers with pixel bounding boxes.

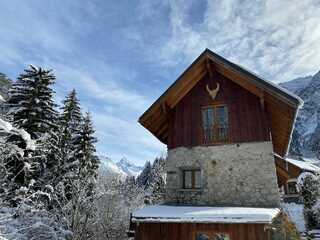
[139,49,303,157]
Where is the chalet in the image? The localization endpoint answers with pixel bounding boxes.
[130,49,303,240]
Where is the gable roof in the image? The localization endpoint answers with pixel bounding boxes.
[139,49,303,157]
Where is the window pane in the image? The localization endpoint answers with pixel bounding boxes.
[194,170,201,189]
[184,171,192,189]
[202,108,214,143]
[214,234,230,240]
[196,233,210,240]
[202,108,214,128]
[288,182,298,194]
[216,106,228,125]
[216,106,228,141]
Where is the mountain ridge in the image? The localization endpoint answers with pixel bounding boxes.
[280,70,320,162]
[99,155,143,177]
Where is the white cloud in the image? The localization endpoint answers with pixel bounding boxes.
[157,0,320,82]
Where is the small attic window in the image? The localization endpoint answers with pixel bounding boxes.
[202,105,228,144]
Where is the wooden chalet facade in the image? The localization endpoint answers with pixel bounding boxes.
[130,49,303,240]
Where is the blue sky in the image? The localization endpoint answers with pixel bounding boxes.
[0,0,320,166]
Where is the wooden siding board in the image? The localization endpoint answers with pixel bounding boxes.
[168,71,270,149]
[134,223,269,240]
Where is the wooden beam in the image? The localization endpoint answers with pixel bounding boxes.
[161,101,170,115]
[276,164,289,180]
[206,58,213,78]
[169,70,206,108]
[259,91,265,111]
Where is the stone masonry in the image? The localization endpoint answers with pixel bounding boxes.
[165,141,280,207]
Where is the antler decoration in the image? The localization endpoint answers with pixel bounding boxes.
[206,82,220,100]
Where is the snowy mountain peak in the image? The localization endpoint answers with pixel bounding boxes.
[116,158,143,177]
[99,156,143,177]
[280,70,320,161]
[99,156,126,177]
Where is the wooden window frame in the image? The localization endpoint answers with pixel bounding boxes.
[286,179,298,195]
[182,169,201,189]
[201,104,229,145]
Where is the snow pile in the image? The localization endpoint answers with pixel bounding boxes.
[0,118,35,151]
[132,205,280,223]
[282,202,306,232]
[0,207,71,240]
[0,118,12,132]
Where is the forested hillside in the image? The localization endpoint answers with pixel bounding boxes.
[0,66,166,240]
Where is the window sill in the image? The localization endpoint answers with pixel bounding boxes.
[177,188,203,192]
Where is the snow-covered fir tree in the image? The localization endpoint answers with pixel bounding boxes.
[73,112,100,180]
[59,89,83,199]
[136,161,151,188]
[7,65,58,139]
[136,157,166,205]
[297,172,320,230]
[60,89,82,150]
[148,157,165,204]
[0,116,36,205]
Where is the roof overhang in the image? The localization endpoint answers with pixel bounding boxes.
[139,49,303,157]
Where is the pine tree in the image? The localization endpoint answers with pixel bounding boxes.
[297,172,320,230]
[7,65,58,139]
[137,161,151,188]
[4,66,58,205]
[73,112,99,180]
[60,89,82,149]
[149,157,165,204]
[59,89,83,199]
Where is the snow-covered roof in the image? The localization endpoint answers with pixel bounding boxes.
[132,205,280,224]
[286,158,320,173]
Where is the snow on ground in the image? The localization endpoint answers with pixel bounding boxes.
[282,202,306,233]
[132,205,280,223]
[0,207,70,240]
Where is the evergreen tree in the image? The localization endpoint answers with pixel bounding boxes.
[149,157,165,204]
[4,66,58,205]
[297,172,320,230]
[73,112,99,180]
[59,89,83,199]
[60,89,82,150]
[7,65,58,139]
[136,161,151,188]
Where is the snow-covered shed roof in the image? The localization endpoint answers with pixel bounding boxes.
[132,205,280,224]
[286,158,320,173]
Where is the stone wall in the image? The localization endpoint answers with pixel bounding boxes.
[165,141,280,207]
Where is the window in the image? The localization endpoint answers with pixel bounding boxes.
[287,180,298,194]
[195,233,230,240]
[183,169,201,189]
[202,105,228,144]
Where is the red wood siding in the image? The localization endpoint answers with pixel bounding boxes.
[134,222,270,240]
[168,71,270,149]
